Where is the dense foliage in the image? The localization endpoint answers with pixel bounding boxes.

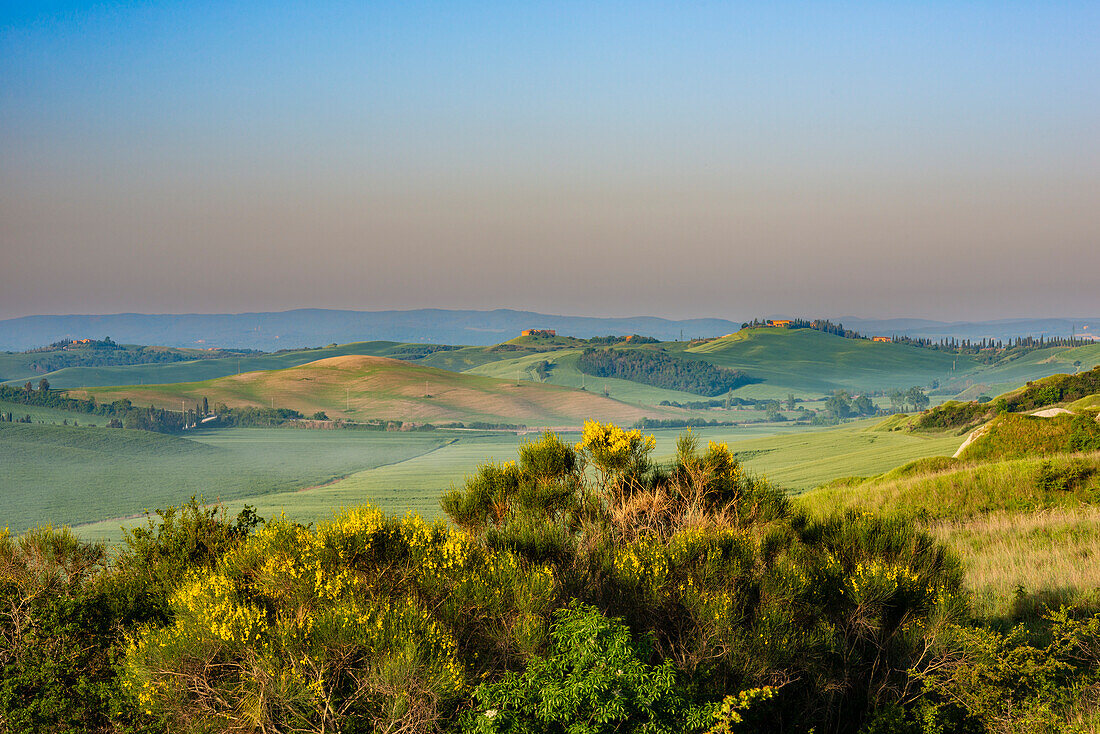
[585,334,661,346]
[911,400,995,432]
[999,366,1100,413]
[577,348,755,396]
[4,424,1100,732]
[390,344,462,359]
[658,397,757,408]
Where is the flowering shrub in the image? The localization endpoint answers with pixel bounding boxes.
[121,509,552,732]
[438,424,968,728]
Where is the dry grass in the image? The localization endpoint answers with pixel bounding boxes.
[931,507,1100,618]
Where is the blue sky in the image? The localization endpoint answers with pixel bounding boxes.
[2,1,1097,320]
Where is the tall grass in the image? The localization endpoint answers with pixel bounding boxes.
[932,507,1100,619]
[802,451,1100,523]
[801,451,1100,621]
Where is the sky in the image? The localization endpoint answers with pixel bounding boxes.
[2,1,1098,322]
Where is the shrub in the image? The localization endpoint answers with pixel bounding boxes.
[0,526,115,732]
[462,602,714,734]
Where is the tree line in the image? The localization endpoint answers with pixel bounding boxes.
[0,382,308,433]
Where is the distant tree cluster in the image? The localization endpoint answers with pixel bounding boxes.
[631,417,742,429]
[14,338,246,374]
[823,390,882,419]
[584,334,660,346]
[0,384,307,433]
[389,344,461,359]
[886,387,931,413]
[742,318,865,339]
[24,336,123,353]
[577,348,756,396]
[659,396,760,409]
[529,359,553,381]
[0,383,188,432]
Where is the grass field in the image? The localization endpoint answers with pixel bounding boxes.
[957,412,1100,462]
[70,355,667,426]
[1070,393,1100,409]
[959,343,1100,388]
[688,418,966,491]
[58,418,971,544]
[801,450,1100,618]
[1,423,453,536]
[0,398,97,424]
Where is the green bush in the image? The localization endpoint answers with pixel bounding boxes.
[462,602,713,734]
[0,526,116,732]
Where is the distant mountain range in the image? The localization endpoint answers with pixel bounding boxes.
[0,309,1096,352]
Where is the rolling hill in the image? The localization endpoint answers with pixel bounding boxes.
[2,340,412,389]
[942,342,1100,396]
[14,327,1098,411]
[682,327,970,394]
[71,355,666,426]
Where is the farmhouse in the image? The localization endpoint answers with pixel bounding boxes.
[767,320,792,328]
[872,336,892,342]
[521,329,557,337]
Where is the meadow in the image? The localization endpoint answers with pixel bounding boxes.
[680,327,971,393]
[1,423,454,536]
[64,418,966,543]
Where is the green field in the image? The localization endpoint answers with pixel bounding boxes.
[800,449,1100,618]
[955,343,1100,389]
[684,418,965,491]
[682,327,971,393]
[0,398,97,425]
[1,423,453,536]
[63,417,969,543]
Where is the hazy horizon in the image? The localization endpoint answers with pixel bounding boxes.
[3,2,1098,322]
